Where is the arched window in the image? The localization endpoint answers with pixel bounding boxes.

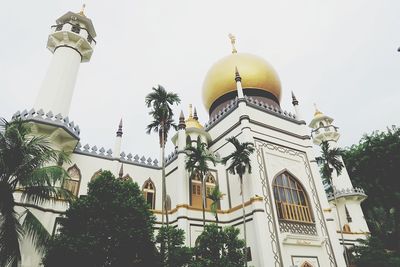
[143,179,156,209]
[343,224,351,233]
[166,195,171,211]
[191,171,202,208]
[121,174,132,182]
[64,164,81,196]
[273,172,313,223]
[190,172,217,209]
[301,261,313,267]
[90,169,102,181]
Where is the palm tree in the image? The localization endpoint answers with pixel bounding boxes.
[207,186,223,225]
[185,138,217,228]
[145,85,181,227]
[221,136,255,267]
[316,140,349,267]
[0,118,74,266]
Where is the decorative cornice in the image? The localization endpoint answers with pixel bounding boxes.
[12,108,80,139]
[74,142,160,169]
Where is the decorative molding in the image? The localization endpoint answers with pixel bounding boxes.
[256,142,284,266]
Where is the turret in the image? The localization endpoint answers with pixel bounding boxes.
[34,5,96,117]
[309,106,369,234]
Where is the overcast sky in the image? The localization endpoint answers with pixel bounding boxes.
[1,1,399,158]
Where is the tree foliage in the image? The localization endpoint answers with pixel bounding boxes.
[353,236,400,267]
[156,226,192,267]
[190,224,245,267]
[0,118,73,266]
[43,171,160,267]
[342,126,400,252]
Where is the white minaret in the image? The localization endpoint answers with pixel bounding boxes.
[34,6,96,117]
[309,106,369,234]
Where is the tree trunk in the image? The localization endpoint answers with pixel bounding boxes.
[240,175,248,267]
[201,173,206,229]
[161,124,169,227]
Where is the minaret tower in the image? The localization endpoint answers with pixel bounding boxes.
[34,5,96,117]
[309,106,369,235]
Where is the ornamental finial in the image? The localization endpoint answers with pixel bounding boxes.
[188,104,193,118]
[228,33,237,54]
[79,4,86,16]
[313,103,322,116]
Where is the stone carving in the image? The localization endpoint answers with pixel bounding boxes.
[279,221,318,236]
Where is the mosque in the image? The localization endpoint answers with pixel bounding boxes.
[13,8,370,267]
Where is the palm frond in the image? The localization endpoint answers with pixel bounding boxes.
[20,185,75,206]
[222,136,254,178]
[21,209,50,254]
[0,209,23,267]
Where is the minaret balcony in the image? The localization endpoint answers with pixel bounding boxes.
[51,22,96,47]
[12,108,80,152]
[311,125,340,144]
[327,187,367,202]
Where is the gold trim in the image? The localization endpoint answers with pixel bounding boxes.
[323,208,332,212]
[151,196,263,215]
[336,231,370,235]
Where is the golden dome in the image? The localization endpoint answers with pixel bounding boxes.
[202,53,282,110]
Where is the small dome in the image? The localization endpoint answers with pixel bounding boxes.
[202,53,281,112]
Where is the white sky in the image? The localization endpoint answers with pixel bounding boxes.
[1,1,399,158]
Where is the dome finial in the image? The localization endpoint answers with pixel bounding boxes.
[79,4,86,16]
[188,104,193,118]
[313,103,323,116]
[228,33,238,54]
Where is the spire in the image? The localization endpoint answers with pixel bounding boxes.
[235,66,242,82]
[193,107,198,120]
[291,91,299,106]
[118,163,124,179]
[116,118,123,137]
[235,67,244,99]
[178,110,186,130]
[228,33,238,54]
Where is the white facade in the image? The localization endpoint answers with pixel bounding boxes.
[13,10,370,267]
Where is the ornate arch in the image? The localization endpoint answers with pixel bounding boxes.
[142,178,156,209]
[301,261,313,267]
[90,169,102,181]
[272,170,314,223]
[64,164,82,196]
[122,174,132,182]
